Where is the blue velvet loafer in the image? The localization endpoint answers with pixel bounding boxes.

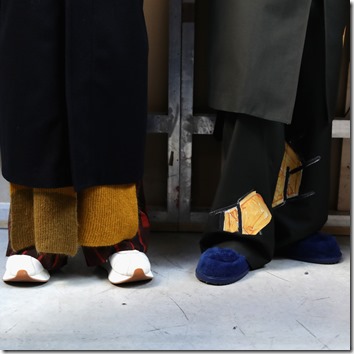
[196,247,250,285]
[284,232,342,264]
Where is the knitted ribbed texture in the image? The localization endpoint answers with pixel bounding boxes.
[9,184,35,251]
[78,184,138,247]
[33,187,78,256]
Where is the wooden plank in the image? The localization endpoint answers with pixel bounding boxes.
[326,213,350,228]
[332,118,350,138]
[321,225,350,236]
[345,63,350,114]
[322,213,350,236]
[337,138,351,211]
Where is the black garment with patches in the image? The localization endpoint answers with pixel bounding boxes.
[200,0,347,269]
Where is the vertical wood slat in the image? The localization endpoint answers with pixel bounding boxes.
[337,138,351,211]
[336,26,350,214]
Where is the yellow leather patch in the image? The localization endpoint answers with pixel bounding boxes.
[223,191,272,235]
[272,143,302,208]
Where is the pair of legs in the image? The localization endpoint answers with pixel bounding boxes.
[196,111,341,285]
[196,0,343,284]
[3,182,153,284]
[0,1,151,285]
[196,87,343,284]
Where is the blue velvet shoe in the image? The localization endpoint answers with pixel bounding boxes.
[195,247,250,285]
[284,232,342,264]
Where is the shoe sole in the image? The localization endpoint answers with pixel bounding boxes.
[195,267,249,285]
[109,268,153,285]
[287,256,342,264]
[3,269,49,283]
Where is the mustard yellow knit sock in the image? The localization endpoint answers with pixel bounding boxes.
[9,184,35,251]
[33,187,78,256]
[78,184,138,247]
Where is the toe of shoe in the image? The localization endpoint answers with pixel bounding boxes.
[196,247,250,285]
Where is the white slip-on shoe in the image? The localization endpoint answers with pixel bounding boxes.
[106,250,153,285]
[3,255,50,283]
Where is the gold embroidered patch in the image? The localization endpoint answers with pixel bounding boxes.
[223,191,272,235]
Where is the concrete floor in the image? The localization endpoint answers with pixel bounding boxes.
[0,229,350,351]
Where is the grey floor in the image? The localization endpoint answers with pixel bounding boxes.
[0,229,350,351]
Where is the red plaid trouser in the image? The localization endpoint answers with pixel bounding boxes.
[5,183,150,271]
